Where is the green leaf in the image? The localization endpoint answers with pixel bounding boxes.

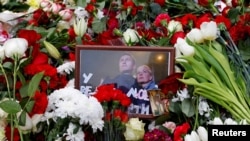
[0,100,21,114]
[92,17,107,33]
[181,99,195,117]
[18,111,26,126]
[20,83,28,98]
[169,101,182,115]
[3,62,13,70]
[27,71,44,97]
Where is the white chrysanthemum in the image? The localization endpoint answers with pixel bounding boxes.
[42,87,104,132]
[74,7,89,19]
[64,123,85,141]
[96,9,104,19]
[172,88,190,102]
[65,78,75,88]
[198,97,212,117]
[57,61,75,74]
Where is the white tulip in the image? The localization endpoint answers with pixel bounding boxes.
[208,117,223,125]
[186,28,204,43]
[174,38,195,57]
[184,134,193,141]
[167,20,183,33]
[0,46,5,60]
[200,21,218,41]
[224,118,238,125]
[3,38,28,59]
[123,28,140,45]
[197,126,208,141]
[190,131,200,141]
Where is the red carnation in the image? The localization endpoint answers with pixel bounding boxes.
[29,91,48,117]
[17,29,42,46]
[154,13,171,27]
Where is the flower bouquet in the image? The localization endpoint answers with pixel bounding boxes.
[93,84,131,141]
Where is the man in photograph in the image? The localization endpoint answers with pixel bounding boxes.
[101,53,137,93]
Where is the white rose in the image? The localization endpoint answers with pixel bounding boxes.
[168,20,183,33]
[18,113,33,132]
[123,28,140,45]
[186,28,204,43]
[197,126,208,141]
[124,118,145,140]
[0,46,5,60]
[200,21,218,41]
[3,38,28,59]
[31,114,43,133]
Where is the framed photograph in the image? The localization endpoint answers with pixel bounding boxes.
[75,45,175,118]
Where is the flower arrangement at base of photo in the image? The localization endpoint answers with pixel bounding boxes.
[1,0,250,141]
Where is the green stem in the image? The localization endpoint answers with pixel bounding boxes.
[193,96,199,130]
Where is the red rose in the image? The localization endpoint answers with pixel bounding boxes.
[107,17,119,30]
[85,3,96,13]
[158,72,185,96]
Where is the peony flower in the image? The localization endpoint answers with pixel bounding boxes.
[197,126,208,141]
[123,28,140,46]
[186,28,204,43]
[124,118,145,140]
[200,21,218,40]
[2,38,28,59]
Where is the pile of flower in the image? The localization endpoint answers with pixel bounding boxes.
[0,0,250,141]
